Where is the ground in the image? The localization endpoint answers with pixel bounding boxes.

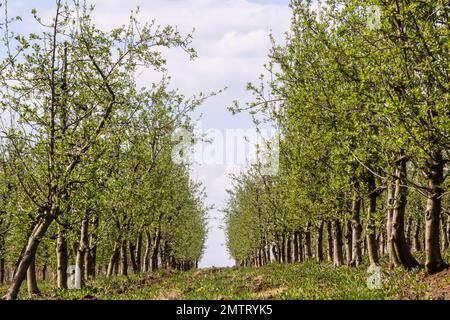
[2,261,449,300]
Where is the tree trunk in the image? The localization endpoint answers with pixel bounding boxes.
[366,196,379,266]
[350,190,362,266]
[406,217,413,249]
[143,231,151,272]
[280,234,286,263]
[107,242,120,277]
[366,173,379,266]
[387,179,395,264]
[332,219,344,267]
[344,220,352,265]
[379,229,386,256]
[327,221,333,262]
[258,247,263,266]
[304,224,311,261]
[441,213,449,251]
[120,239,128,276]
[27,255,40,296]
[424,153,447,274]
[445,214,450,251]
[86,247,96,280]
[76,211,89,285]
[390,157,419,269]
[129,240,139,273]
[272,242,279,263]
[286,233,292,263]
[298,231,304,263]
[151,232,161,272]
[316,221,324,262]
[135,232,142,272]
[293,231,299,263]
[262,241,268,265]
[413,219,421,252]
[3,215,53,300]
[86,214,99,279]
[56,230,68,289]
[0,235,5,285]
[0,256,5,285]
[161,241,170,269]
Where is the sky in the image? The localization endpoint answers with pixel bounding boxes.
[5,0,293,267]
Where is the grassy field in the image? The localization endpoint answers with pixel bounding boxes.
[2,261,449,300]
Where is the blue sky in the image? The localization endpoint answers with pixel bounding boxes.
[4,0,292,267]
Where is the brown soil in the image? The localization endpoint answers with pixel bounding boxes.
[401,268,450,300]
[421,268,450,300]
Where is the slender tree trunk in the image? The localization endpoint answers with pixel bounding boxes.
[304,224,311,261]
[135,232,142,272]
[316,221,324,262]
[366,173,380,266]
[0,256,5,285]
[162,241,171,269]
[86,247,96,280]
[350,190,362,266]
[366,195,379,266]
[151,232,161,272]
[445,214,450,251]
[286,233,292,263]
[280,234,286,263]
[107,242,120,277]
[259,247,264,266]
[406,217,413,249]
[86,215,98,279]
[327,221,333,262]
[272,242,279,263]
[413,219,422,252]
[0,235,5,285]
[263,241,268,265]
[143,231,151,272]
[424,152,447,274]
[298,231,304,263]
[56,229,68,289]
[332,219,344,267]
[259,248,263,266]
[293,231,299,263]
[120,239,128,276]
[27,255,40,296]
[387,179,396,265]
[390,157,419,269]
[441,213,449,252]
[76,211,89,285]
[345,220,352,265]
[379,229,385,256]
[129,240,139,273]
[3,215,53,300]
[113,254,119,275]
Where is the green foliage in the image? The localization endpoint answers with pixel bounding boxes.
[0,0,209,297]
[225,0,449,270]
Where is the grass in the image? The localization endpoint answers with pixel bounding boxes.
[1,261,438,300]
